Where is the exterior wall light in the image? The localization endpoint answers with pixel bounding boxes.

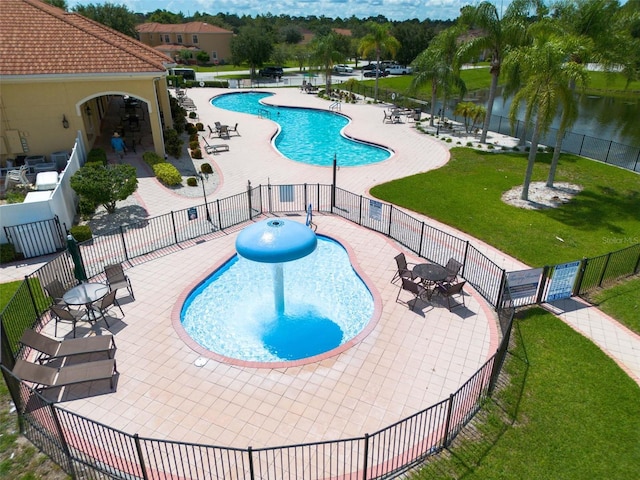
[62,115,69,129]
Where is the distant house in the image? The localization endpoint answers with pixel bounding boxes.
[136,22,234,65]
[0,0,174,162]
[299,28,353,45]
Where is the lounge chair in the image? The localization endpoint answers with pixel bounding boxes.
[228,123,239,135]
[12,358,117,391]
[435,281,466,311]
[443,258,463,284]
[19,329,116,363]
[92,289,124,321]
[104,263,134,299]
[396,278,433,309]
[207,124,219,138]
[202,136,229,154]
[50,304,86,338]
[391,253,418,284]
[44,279,69,306]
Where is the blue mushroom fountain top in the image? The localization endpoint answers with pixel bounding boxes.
[236,219,317,263]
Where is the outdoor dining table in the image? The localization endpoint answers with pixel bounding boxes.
[63,283,109,321]
[413,263,448,286]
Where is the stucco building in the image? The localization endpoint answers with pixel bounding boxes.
[0,0,175,165]
[136,22,234,65]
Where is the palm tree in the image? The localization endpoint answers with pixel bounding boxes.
[310,32,346,95]
[454,102,486,134]
[409,27,466,127]
[358,22,401,102]
[458,0,541,144]
[503,37,583,201]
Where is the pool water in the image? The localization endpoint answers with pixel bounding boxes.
[181,236,374,363]
[211,92,391,166]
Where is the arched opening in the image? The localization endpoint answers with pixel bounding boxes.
[79,93,158,161]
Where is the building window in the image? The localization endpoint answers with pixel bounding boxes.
[192,35,198,44]
[164,34,169,43]
[177,34,183,44]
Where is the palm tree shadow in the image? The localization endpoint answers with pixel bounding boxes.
[541,185,640,233]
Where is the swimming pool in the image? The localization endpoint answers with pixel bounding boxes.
[211,92,392,167]
[180,236,374,363]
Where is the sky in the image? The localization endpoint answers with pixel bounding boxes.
[66,0,500,22]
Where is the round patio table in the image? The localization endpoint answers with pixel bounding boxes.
[413,263,448,284]
[63,283,109,320]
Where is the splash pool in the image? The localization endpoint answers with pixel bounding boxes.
[180,235,374,363]
[211,91,392,166]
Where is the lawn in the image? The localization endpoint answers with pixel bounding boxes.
[410,307,640,480]
[370,149,640,267]
[585,275,640,332]
[0,281,68,480]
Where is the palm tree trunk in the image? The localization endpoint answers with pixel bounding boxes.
[547,127,565,187]
[480,70,499,144]
[430,82,437,127]
[374,50,381,102]
[521,117,542,201]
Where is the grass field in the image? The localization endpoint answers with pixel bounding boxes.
[370,149,640,267]
[410,307,640,480]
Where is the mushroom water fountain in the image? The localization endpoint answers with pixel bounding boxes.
[235,218,317,315]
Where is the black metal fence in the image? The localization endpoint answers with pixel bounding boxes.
[1,183,519,480]
[576,243,640,296]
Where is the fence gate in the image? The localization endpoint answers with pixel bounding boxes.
[3,216,66,259]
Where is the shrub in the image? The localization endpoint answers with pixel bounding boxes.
[87,148,107,166]
[5,190,26,203]
[466,142,473,147]
[0,243,16,264]
[195,122,204,131]
[445,138,452,143]
[189,140,200,150]
[78,196,97,218]
[153,162,182,186]
[186,124,198,135]
[69,225,93,242]
[487,144,495,149]
[187,177,198,187]
[200,163,213,174]
[164,128,184,158]
[191,148,203,159]
[189,132,199,142]
[188,111,198,119]
[142,151,165,167]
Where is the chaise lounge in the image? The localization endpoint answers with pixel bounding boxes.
[12,357,118,391]
[19,329,116,363]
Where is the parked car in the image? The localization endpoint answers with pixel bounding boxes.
[258,66,284,78]
[385,65,413,75]
[363,69,389,78]
[333,64,353,73]
[362,63,379,71]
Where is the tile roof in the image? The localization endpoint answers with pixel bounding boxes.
[0,0,173,76]
[136,22,233,35]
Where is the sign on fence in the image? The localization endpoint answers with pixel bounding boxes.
[369,199,382,221]
[505,268,543,307]
[188,207,197,221]
[546,260,581,301]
